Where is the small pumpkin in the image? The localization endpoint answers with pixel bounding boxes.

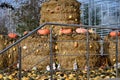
[118,31,120,36]
[109,31,120,37]
[37,29,50,35]
[88,28,95,33]
[23,31,29,35]
[75,28,87,34]
[8,33,17,39]
[60,28,72,34]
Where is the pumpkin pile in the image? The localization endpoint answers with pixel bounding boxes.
[104,32,120,66]
[40,0,81,35]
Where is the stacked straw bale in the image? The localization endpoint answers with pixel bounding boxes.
[40,0,81,34]
[0,35,18,69]
[0,35,8,69]
[20,33,56,70]
[5,40,18,69]
[104,35,120,66]
[56,33,101,69]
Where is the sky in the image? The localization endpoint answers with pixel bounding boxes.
[0,0,82,3]
[0,0,84,4]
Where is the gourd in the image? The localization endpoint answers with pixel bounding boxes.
[75,28,87,34]
[60,28,72,34]
[8,33,18,39]
[37,29,50,35]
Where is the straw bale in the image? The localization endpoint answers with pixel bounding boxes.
[56,33,101,69]
[0,35,18,69]
[20,33,55,70]
[104,35,120,66]
[40,0,81,35]
[40,12,80,22]
[22,55,50,70]
[0,35,8,69]
[3,37,18,69]
[6,44,18,68]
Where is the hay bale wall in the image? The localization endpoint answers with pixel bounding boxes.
[7,43,18,69]
[0,32,102,70]
[0,35,18,69]
[40,0,81,34]
[104,35,120,66]
[56,33,101,69]
[20,34,56,70]
[0,35,7,69]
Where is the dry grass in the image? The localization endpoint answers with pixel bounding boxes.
[40,0,80,35]
[56,33,101,69]
[104,35,120,66]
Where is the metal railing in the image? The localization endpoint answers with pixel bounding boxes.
[0,22,120,80]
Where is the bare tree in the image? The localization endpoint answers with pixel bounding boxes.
[14,0,47,34]
[0,17,8,35]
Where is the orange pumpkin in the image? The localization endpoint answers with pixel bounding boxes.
[109,31,120,37]
[60,28,72,34]
[8,33,17,39]
[23,31,29,35]
[88,28,95,33]
[119,32,120,36]
[37,29,50,35]
[75,28,87,34]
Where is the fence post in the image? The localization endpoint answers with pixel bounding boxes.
[18,44,22,80]
[115,30,119,77]
[100,39,104,55]
[86,29,90,80]
[50,27,53,80]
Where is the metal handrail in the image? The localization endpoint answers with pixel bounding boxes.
[0,23,46,54]
[0,22,120,54]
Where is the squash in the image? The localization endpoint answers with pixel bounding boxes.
[8,33,17,39]
[75,28,87,34]
[37,29,50,35]
[60,28,72,34]
[88,28,95,33]
[109,31,120,37]
[23,31,29,35]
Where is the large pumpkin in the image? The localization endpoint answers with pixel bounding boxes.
[109,31,120,37]
[60,28,72,34]
[37,29,50,35]
[75,28,87,34]
[8,33,18,39]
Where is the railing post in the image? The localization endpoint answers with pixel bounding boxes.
[18,44,22,80]
[49,27,53,80]
[86,29,90,80]
[115,30,119,77]
[100,39,104,55]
